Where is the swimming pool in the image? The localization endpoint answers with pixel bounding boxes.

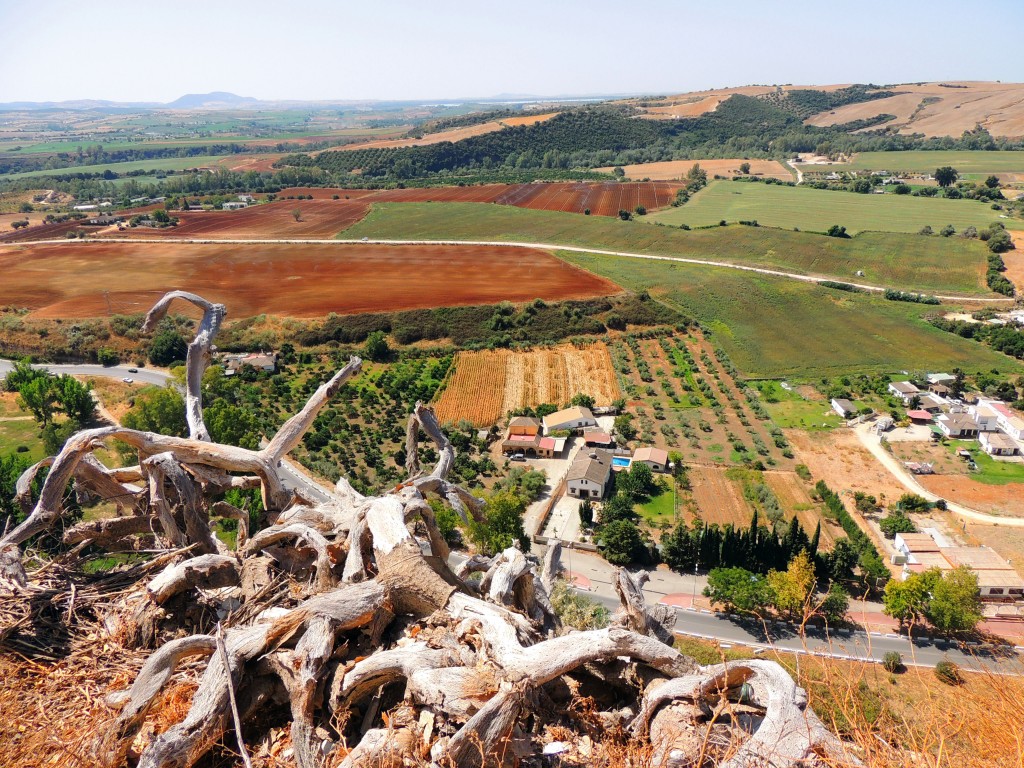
[612,456,631,468]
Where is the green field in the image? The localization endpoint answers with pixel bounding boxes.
[1,155,234,180]
[554,250,1024,379]
[647,180,1012,234]
[342,203,993,295]
[801,150,1024,176]
[949,442,1024,485]
[639,489,677,526]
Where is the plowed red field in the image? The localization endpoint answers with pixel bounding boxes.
[108,200,373,239]
[278,182,684,216]
[0,241,620,319]
[103,182,683,240]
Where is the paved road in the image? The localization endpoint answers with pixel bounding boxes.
[446,550,1020,673]
[853,422,1024,527]
[0,358,172,387]
[4,236,1012,304]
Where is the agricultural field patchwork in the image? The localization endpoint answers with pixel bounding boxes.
[342,202,994,294]
[648,180,1011,235]
[433,343,620,427]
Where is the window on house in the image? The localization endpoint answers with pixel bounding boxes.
[989,588,1004,595]
[1009,588,1023,595]
[591,490,598,497]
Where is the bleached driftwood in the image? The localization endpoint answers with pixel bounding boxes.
[0,293,856,768]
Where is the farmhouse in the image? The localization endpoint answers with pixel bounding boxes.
[507,416,541,436]
[893,531,1024,599]
[926,373,956,385]
[224,352,277,375]
[927,383,951,397]
[632,446,669,472]
[935,413,979,439]
[830,398,856,418]
[917,394,946,413]
[567,449,612,500]
[969,403,1001,431]
[582,430,615,448]
[980,431,1019,456]
[888,381,920,404]
[223,201,249,210]
[906,410,933,424]
[542,406,596,435]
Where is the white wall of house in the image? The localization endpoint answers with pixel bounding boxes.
[568,478,604,499]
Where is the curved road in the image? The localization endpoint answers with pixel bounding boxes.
[2,236,1012,304]
[854,423,1024,527]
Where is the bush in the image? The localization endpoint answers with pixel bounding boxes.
[934,660,963,685]
[882,651,903,673]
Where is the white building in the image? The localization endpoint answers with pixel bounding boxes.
[969,403,1001,431]
[830,398,856,418]
[542,406,597,435]
[980,431,1019,456]
[567,449,612,500]
[888,381,920,404]
[632,446,669,472]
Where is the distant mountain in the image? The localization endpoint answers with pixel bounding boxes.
[164,91,257,109]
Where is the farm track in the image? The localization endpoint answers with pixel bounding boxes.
[4,236,1011,303]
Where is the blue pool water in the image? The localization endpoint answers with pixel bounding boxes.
[612,456,631,468]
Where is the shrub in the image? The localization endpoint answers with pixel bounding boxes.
[934,660,963,685]
[882,651,903,673]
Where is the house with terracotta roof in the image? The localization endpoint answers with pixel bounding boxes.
[632,446,669,472]
[582,430,615,448]
[507,416,541,436]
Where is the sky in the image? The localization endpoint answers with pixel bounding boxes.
[1,0,1022,103]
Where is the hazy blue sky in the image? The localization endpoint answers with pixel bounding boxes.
[1,0,1021,103]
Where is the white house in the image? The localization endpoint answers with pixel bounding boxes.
[980,431,1019,456]
[632,446,669,472]
[969,403,1001,431]
[992,403,1024,440]
[567,449,612,500]
[830,398,856,418]
[935,413,978,439]
[888,381,920,404]
[542,406,597,434]
[222,201,248,210]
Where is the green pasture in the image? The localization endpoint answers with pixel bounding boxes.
[949,441,1024,485]
[801,150,1024,176]
[647,180,1011,235]
[639,489,677,526]
[554,250,1024,379]
[341,202,992,295]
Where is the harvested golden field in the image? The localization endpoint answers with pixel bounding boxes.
[804,81,1024,137]
[594,158,794,181]
[687,466,752,528]
[433,343,620,426]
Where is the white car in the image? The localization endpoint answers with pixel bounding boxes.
[122,377,134,383]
